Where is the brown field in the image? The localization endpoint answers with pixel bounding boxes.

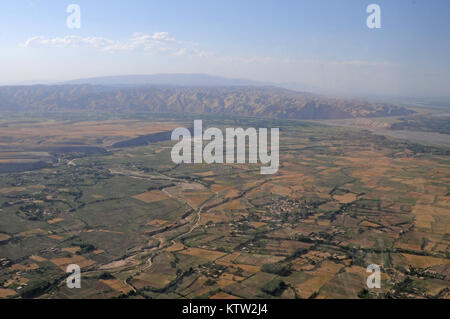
[229,263,260,273]
[61,247,81,254]
[333,193,357,204]
[165,242,185,252]
[315,265,376,299]
[50,255,95,270]
[0,187,26,194]
[210,292,240,299]
[412,205,449,232]
[291,258,316,271]
[399,253,449,269]
[267,184,292,196]
[0,233,10,242]
[100,279,133,294]
[211,184,230,192]
[179,248,227,261]
[0,288,16,298]
[47,217,64,224]
[186,194,212,207]
[17,228,47,237]
[225,188,241,198]
[147,219,170,227]
[249,221,267,229]
[132,190,170,203]
[216,275,236,288]
[48,235,64,240]
[317,220,330,226]
[131,273,176,290]
[29,255,47,262]
[4,275,29,287]
[194,171,216,177]
[295,261,343,298]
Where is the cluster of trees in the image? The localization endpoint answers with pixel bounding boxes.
[261,263,292,276]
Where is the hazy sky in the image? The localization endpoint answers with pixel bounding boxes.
[0,0,449,97]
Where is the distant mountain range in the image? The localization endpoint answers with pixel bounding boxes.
[61,74,271,87]
[0,75,415,119]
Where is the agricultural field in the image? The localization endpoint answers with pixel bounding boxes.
[0,113,449,299]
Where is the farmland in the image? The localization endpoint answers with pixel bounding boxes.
[0,113,449,299]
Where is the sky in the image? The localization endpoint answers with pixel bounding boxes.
[0,0,449,97]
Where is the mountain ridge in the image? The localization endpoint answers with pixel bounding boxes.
[0,84,414,119]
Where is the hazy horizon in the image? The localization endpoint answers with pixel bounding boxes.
[0,0,449,98]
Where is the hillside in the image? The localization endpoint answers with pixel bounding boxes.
[0,84,414,119]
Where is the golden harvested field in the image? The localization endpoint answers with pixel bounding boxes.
[216,275,236,288]
[0,187,27,194]
[412,205,449,232]
[29,255,47,262]
[225,188,241,198]
[100,279,133,294]
[211,184,230,192]
[0,233,10,242]
[333,193,357,204]
[132,190,170,203]
[229,263,260,273]
[249,221,267,228]
[399,253,449,269]
[267,184,292,196]
[50,255,96,270]
[48,235,64,240]
[17,228,47,237]
[165,242,185,252]
[47,217,64,224]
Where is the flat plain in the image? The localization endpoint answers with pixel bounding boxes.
[0,113,448,299]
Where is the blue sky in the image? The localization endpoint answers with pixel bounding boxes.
[0,0,449,97]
